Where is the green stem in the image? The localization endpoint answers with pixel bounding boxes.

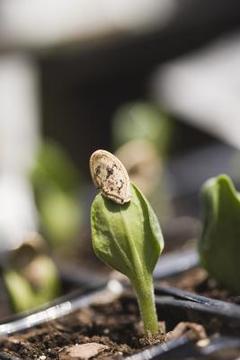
[132,275,159,336]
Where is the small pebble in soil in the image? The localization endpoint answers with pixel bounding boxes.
[59,343,109,360]
[197,338,210,347]
[38,356,46,360]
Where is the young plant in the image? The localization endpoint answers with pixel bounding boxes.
[3,234,60,313]
[4,255,60,312]
[90,150,164,335]
[199,174,240,293]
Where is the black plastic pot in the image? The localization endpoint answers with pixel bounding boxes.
[126,334,240,360]
[155,287,240,335]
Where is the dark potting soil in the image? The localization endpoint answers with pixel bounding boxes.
[0,295,166,360]
[161,267,240,304]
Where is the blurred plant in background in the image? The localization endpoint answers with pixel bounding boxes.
[1,141,83,313]
[30,141,82,252]
[112,102,173,223]
[112,102,172,156]
[199,175,240,293]
[3,233,61,313]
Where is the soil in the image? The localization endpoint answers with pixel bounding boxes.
[161,267,240,304]
[0,295,166,360]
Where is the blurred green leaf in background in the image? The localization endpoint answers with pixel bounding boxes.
[31,141,82,249]
[199,174,240,293]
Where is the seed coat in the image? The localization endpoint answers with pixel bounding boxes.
[90,149,131,204]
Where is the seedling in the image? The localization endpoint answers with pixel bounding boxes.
[4,255,60,312]
[90,150,164,335]
[3,234,60,312]
[199,174,240,293]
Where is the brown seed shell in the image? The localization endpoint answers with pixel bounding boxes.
[90,149,131,204]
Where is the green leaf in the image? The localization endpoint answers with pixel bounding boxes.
[4,271,36,313]
[91,183,164,280]
[199,174,240,293]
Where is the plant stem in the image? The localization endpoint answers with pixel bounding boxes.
[132,275,159,336]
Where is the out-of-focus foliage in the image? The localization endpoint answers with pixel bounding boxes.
[31,141,82,248]
[39,189,81,245]
[199,174,240,293]
[4,255,60,313]
[112,102,172,156]
[115,140,161,196]
[31,141,79,194]
[3,233,60,313]
[112,102,173,222]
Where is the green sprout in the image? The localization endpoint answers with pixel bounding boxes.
[4,255,60,313]
[199,174,240,293]
[90,150,164,335]
[3,234,60,313]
